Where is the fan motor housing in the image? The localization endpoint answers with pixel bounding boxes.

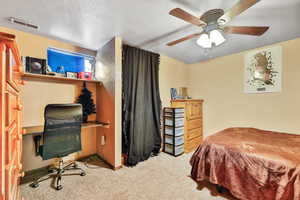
[200,9,224,25]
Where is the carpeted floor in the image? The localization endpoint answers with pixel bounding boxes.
[21,153,237,200]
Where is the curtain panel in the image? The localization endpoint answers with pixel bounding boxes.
[122,45,161,166]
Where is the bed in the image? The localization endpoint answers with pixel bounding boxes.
[190,127,300,200]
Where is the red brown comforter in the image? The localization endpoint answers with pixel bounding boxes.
[190,127,300,200]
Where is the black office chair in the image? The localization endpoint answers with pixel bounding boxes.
[30,104,86,190]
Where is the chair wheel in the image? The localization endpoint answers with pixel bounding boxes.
[73,163,78,168]
[56,185,63,190]
[80,172,86,176]
[48,169,55,173]
[30,182,39,188]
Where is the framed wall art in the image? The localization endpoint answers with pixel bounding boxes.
[244,46,282,93]
[25,56,47,74]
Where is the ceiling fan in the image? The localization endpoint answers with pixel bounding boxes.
[166,0,269,48]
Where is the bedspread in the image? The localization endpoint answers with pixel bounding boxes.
[190,127,300,200]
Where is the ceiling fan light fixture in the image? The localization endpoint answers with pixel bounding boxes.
[210,29,226,46]
[196,33,212,48]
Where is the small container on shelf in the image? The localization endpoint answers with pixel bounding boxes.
[163,107,185,157]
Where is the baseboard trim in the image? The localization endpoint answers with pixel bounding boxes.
[113,165,123,170]
[94,154,123,171]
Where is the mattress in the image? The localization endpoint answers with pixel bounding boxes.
[190,127,300,200]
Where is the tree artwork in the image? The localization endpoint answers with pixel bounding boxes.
[76,82,96,122]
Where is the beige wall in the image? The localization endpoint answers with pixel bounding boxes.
[159,55,189,107]
[188,38,300,137]
[0,26,98,171]
[0,26,96,127]
[95,37,122,168]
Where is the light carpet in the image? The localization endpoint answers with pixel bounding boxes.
[21,153,236,200]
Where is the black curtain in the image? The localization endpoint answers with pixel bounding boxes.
[122,45,161,166]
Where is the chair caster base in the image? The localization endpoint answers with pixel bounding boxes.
[80,172,86,176]
[56,185,63,190]
[30,182,39,188]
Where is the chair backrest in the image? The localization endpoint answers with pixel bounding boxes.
[42,104,82,160]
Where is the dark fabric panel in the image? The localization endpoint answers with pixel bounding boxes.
[122,45,161,166]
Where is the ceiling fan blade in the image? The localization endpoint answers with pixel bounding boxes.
[218,0,260,25]
[169,8,207,27]
[167,33,202,46]
[224,26,269,36]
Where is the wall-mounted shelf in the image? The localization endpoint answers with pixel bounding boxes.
[23,121,110,135]
[22,73,102,84]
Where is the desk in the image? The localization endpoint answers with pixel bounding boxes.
[23,121,110,135]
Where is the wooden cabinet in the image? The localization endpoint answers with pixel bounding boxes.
[171,99,203,153]
[0,32,23,200]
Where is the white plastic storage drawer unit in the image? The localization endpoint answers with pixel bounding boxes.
[163,107,185,157]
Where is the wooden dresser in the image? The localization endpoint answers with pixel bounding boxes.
[0,32,24,200]
[171,99,203,153]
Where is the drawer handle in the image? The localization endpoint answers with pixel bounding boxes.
[15,103,22,111]
[17,163,23,170]
[16,133,22,140]
[19,80,26,85]
[19,171,25,177]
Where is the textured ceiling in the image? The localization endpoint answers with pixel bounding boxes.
[1,0,300,63]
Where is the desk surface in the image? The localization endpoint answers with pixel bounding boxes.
[23,121,109,135]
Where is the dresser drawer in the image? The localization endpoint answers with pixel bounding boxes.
[186,119,202,130]
[185,137,202,153]
[186,128,201,140]
[5,89,19,127]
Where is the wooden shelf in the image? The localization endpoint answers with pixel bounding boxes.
[23,121,110,135]
[22,73,102,84]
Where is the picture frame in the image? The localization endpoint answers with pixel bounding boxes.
[244,46,282,93]
[25,57,47,74]
[66,72,78,79]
